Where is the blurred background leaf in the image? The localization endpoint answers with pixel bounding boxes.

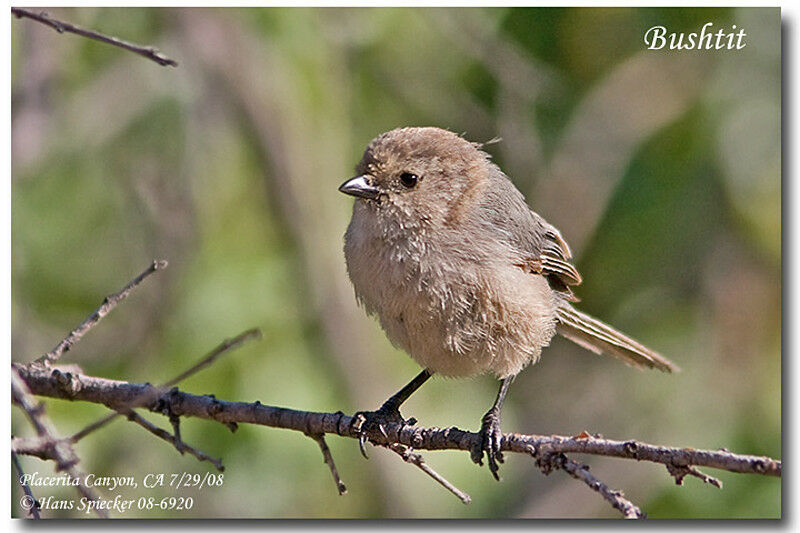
[11,7,780,518]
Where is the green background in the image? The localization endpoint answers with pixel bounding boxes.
[11,7,780,518]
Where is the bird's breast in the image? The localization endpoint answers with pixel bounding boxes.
[343,209,558,378]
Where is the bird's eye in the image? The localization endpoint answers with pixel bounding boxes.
[399,172,419,188]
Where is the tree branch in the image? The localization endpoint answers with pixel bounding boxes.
[11,8,178,67]
[161,328,262,388]
[68,327,261,442]
[117,408,225,471]
[35,260,168,366]
[13,326,262,516]
[532,450,643,519]
[13,362,781,517]
[11,367,108,518]
[382,442,471,505]
[306,433,347,496]
[12,450,41,519]
[10,257,780,517]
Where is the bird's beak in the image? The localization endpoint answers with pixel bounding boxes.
[339,175,380,201]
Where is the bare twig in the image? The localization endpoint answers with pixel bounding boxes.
[14,362,781,517]
[119,408,224,471]
[384,443,471,505]
[68,327,261,443]
[12,435,62,460]
[35,260,168,366]
[306,433,347,495]
[11,252,778,521]
[11,367,108,518]
[667,462,723,488]
[15,363,781,478]
[12,450,41,519]
[11,7,178,67]
[162,328,262,387]
[533,450,643,519]
[69,412,119,443]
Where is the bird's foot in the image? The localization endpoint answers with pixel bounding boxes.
[471,407,505,481]
[351,402,417,458]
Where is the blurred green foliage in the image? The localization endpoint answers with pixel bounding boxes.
[12,7,779,518]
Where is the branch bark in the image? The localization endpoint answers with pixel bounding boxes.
[10,258,780,518]
[11,8,178,67]
[13,362,781,483]
[35,260,168,366]
[12,450,41,519]
[11,367,108,518]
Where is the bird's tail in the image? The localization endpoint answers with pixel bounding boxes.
[555,303,679,372]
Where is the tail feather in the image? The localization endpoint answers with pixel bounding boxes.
[555,304,679,373]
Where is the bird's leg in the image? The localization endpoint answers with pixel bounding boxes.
[471,376,515,481]
[353,369,432,457]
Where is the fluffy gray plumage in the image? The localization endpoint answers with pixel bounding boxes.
[342,126,678,378]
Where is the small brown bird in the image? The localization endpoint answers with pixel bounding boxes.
[339,126,678,479]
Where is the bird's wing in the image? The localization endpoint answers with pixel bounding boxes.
[538,222,583,301]
[472,171,583,301]
[469,170,676,371]
[516,221,583,302]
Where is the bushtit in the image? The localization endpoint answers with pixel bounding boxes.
[339,126,677,479]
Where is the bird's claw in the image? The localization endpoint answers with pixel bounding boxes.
[352,404,415,459]
[358,431,369,458]
[471,408,505,481]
